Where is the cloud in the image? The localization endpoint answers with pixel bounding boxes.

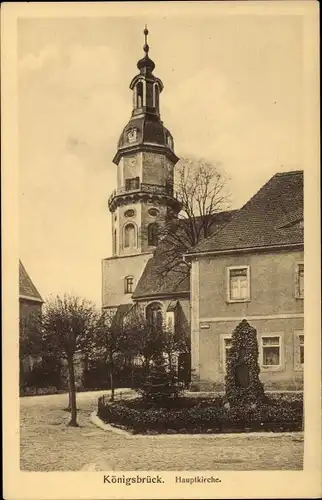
[62,45,122,89]
[19,45,59,72]
[18,44,125,303]
[19,43,128,177]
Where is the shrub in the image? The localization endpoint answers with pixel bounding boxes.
[97,395,303,434]
[269,392,303,405]
[21,356,61,390]
[137,354,183,403]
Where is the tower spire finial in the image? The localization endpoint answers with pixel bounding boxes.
[143,25,149,54]
[137,25,155,74]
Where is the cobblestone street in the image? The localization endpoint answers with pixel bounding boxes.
[20,390,304,471]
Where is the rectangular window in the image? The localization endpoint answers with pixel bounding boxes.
[220,336,233,372]
[299,334,304,365]
[125,177,140,191]
[224,338,233,369]
[227,266,250,301]
[262,336,281,367]
[294,331,304,370]
[295,263,304,298]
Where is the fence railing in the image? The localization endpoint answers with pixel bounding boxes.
[108,183,176,206]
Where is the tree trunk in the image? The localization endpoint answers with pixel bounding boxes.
[64,391,72,411]
[109,353,115,401]
[131,361,134,389]
[63,380,76,411]
[144,358,150,377]
[67,354,78,427]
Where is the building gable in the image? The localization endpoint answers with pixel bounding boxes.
[19,261,43,303]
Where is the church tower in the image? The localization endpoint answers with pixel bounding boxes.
[102,28,180,310]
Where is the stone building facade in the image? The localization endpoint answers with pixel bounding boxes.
[187,171,304,391]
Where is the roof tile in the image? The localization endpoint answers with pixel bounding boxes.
[189,170,303,254]
[133,210,236,299]
[19,261,43,302]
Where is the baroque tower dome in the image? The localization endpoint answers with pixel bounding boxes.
[113,27,178,165]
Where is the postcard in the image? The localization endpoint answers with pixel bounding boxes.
[2,1,321,499]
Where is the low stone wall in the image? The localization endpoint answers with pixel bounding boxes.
[191,378,304,392]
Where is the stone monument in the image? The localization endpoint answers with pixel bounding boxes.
[225,319,267,407]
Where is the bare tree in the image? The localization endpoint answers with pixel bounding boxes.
[36,294,97,427]
[157,157,231,280]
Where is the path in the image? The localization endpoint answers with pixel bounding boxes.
[20,390,303,471]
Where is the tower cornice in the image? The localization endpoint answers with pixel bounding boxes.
[113,143,179,165]
[108,186,181,213]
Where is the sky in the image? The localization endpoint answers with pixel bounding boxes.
[18,13,304,306]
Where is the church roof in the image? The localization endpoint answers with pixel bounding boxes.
[132,210,237,300]
[19,260,43,302]
[112,304,134,329]
[187,170,303,256]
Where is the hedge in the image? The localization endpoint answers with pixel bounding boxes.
[185,391,303,404]
[97,395,303,434]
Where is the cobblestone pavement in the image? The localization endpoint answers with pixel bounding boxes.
[20,390,304,471]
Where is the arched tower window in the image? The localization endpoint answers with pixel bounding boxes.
[146,302,163,330]
[125,276,134,294]
[136,81,143,108]
[153,83,159,112]
[113,229,117,255]
[124,223,137,248]
[147,223,159,246]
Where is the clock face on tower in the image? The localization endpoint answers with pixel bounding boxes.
[129,156,137,166]
[127,129,137,143]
